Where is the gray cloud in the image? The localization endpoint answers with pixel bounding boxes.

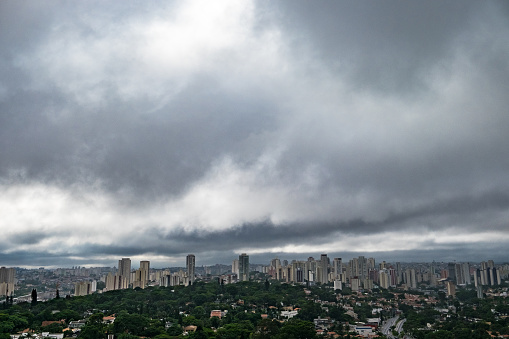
[1,0,509,267]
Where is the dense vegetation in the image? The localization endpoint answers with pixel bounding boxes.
[2,280,508,338]
[0,281,333,338]
[400,290,509,339]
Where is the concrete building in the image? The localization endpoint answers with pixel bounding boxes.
[232,259,239,277]
[118,258,131,288]
[332,258,342,280]
[379,270,390,289]
[132,261,150,289]
[0,267,15,296]
[319,254,329,284]
[74,281,96,296]
[186,254,195,285]
[239,253,249,282]
[446,281,456,297]
[140,261,150,282]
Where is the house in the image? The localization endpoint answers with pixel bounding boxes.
[103,315,116,324]
[184,325,197,333]
[69,320,86,329]
[210,310,226,319]
[42,333,64,338]
[281,310,298,319]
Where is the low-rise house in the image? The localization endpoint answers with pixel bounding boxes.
[42,333,64,338]
[281,310,298,319]
[314,316,334,330]
[210,310,227,319]
[68,320,86,329]
[102,315,115,324]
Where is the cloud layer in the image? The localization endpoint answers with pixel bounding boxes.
[1,1,509,267]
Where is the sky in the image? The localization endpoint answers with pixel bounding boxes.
[1,1,509,268]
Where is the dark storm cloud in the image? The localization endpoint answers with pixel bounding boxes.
[7,231,48,246]
[270,0,479,94]
[59,185,509,262]
[0,77,276,200]
[1,0,509,267]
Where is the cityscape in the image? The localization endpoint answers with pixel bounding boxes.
[2,254,506,300]
[2,254,509,338]
[2,0,509,338]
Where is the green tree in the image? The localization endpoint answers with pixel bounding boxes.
[31,289,37,306]
[167,324,183,336]
[296,301,323,321]
[44,322,64,333]
[117,334,140,339]
[276,319,316,339]
[154,334,173,339]
[216,321,253,339]
[210,316,221,328]
[114,312,150,336]
[79,325,105,339]
[252,319,280,339]
[0,320,14,334]
[192,306,207,319]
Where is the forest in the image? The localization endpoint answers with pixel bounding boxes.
[1,280,350,338]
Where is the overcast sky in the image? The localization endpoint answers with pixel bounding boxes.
[1,1,509,268]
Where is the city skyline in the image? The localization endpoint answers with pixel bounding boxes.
[4,254,506,299]
[3,252,509,271]
[2,1,509,268]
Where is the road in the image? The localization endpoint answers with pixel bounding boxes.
[380,315,399,338]
[395,318,406,333]
[381,316,407,338]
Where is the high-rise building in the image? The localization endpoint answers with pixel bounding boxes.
[397,262,403,284]
[186,254,196,285]
[74,281,96,296]
[118,258,131,289]
[291,261,306,283]
[332,258,342,280]
[0,267,15,296]
[461,263,471,285]
[405,268,417,289]
[306,257,316,282]
[358,256,368,280]
[454,263,465,285]
[232,259,239,276]
[105,272,116,291]
[446,281,456,297]
[379,270,390,289]
[239,253,249,281]
[447,263,456,283]
[0,267,15,284]
[319,254,329,284]
[133,261,150,289]
[140,261,150,282]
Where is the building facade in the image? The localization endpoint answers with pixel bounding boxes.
[186,254,195,285]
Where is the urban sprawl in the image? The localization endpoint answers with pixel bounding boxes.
[1,254,509,338]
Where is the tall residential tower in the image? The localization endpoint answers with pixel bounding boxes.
[239,253,249,281]
[186,254,195,285]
